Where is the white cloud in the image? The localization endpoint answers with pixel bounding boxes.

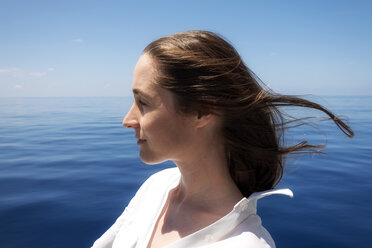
[29,71,47,77]
[0,67,24,77]
[269,52,279,56]
[14,84,23,89]
[1,67,54,79]
[0,68,15,73]
[73,38,84,43]
[104,83,111,89]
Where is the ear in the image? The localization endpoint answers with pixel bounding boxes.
[194,112,214,129]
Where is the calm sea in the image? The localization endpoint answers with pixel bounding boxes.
[0,96,371,248]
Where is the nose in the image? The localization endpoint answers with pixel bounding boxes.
[123,104,140,128]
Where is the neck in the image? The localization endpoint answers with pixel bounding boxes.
[172,137,243,212]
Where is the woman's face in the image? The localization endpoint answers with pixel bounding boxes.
[123,54,197,164]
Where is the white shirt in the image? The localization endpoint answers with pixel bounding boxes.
[92,167,293,248]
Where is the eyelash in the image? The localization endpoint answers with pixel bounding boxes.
[138,99,147,106]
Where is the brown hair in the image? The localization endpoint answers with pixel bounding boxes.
[143,30,354,197]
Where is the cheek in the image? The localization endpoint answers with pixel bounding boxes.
[142,113,193,145]
[140,113,169,139]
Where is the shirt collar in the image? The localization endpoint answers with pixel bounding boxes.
[166,188,293,248]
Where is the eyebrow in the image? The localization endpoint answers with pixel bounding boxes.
[132,89,151,99]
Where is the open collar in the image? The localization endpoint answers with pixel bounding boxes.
[166,188,293,248]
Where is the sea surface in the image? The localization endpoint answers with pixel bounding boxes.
[0,96,371,248]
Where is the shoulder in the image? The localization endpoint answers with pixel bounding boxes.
[91,168,181,248]
[215,189,292,247]
[226,214,275,248]
[226,232,275,248]
[208,225,275,248]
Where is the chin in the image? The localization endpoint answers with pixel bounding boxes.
[139,151,167,165]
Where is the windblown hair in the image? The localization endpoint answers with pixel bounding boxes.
[143,30,354,197]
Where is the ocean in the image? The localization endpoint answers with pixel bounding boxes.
[0,96,371,248]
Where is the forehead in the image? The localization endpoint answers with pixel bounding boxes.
[132,54,176,110]
[132,53,157,93]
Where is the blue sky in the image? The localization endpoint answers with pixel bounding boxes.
[1,0,371,97]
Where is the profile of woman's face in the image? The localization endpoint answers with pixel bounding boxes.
[123,54,197,164]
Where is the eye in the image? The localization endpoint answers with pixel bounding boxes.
[138,99,147,107]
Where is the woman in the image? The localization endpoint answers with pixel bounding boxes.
[92,31,353,248]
